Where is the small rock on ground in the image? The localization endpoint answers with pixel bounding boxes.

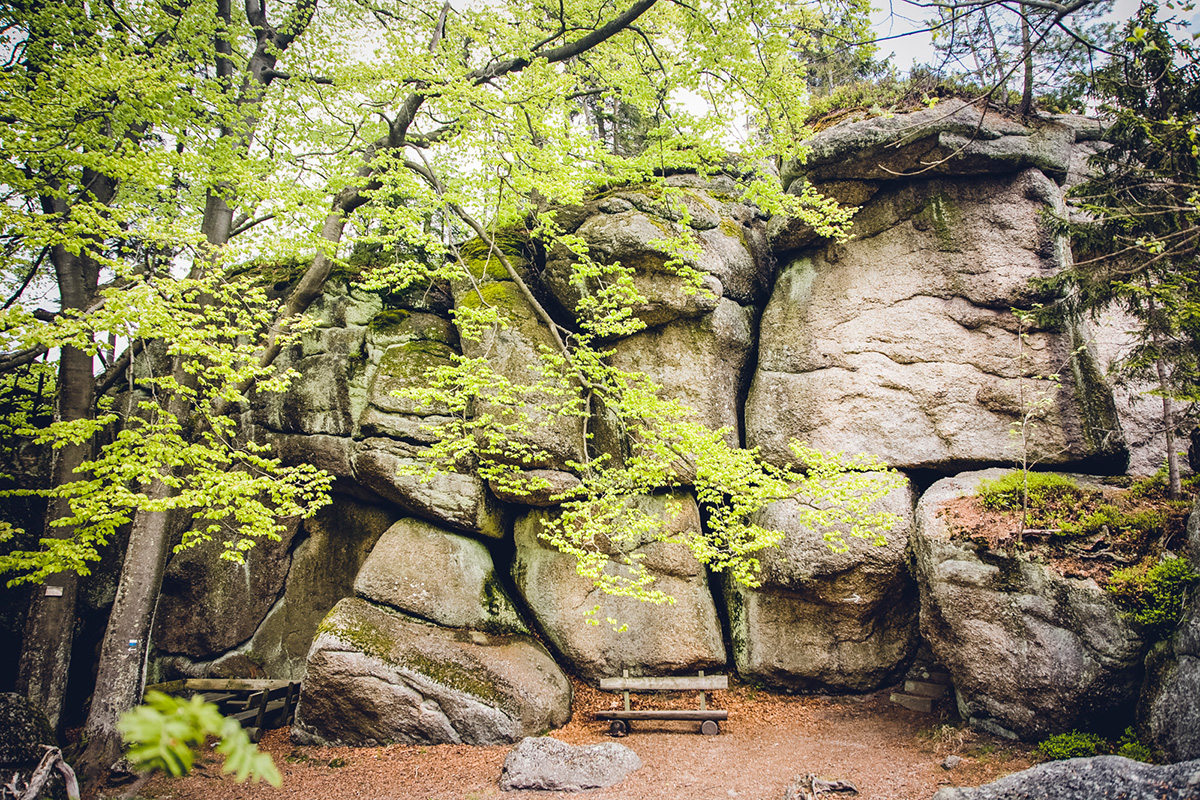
[931,755,1200,800]
[941,756,962,771]
[499,736,642,792]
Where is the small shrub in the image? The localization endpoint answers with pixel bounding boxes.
[1037,730,1108,760]
[1116,727,1154,763]
[1061,503,1123,537]
[1129,467,1170,500]
[978,471,1081,510]
[1127,467,1200,499]
[1062,504,1165,540]
[1107,556,1199,633]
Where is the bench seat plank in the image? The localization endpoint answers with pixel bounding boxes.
[599,675,728,692]
[596,710,728,721]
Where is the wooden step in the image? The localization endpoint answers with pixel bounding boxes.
[229,698,288,725]
[889,693,934,713]
[905,680,947,698]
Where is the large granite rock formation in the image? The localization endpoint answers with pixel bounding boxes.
[293,597,570,745]
[725,474,917,690]
[914,470,1145,739]
[138,105,1191,751]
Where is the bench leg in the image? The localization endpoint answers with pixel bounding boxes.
[608,720,629,737]
[700,720,720,736]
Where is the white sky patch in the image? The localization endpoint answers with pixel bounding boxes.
[871,0,1173,70]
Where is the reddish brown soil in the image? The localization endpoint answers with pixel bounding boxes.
[119,680,1037,800]
[936,483,1194,586]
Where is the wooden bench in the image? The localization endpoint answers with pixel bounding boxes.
[595,670,728,736]
[144,678,301,743]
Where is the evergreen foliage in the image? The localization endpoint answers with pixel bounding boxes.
[1041,1,1200,498]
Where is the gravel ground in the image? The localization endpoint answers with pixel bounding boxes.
[122,680,1036,800]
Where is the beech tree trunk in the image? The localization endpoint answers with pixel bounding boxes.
[77,476,176,781]
[17,242,99,730]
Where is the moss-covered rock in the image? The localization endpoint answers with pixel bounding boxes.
[914,470,1146,739]
[292,597,570,745]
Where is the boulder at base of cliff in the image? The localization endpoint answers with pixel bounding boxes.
[292,597,570,746]
[154,516,301,660]
[725,473,917,691]
[510,492,726,682]
[1138,495,1200,761]
[913,470,1145,739]
[931,755,1200,800]
[0,694,62,799]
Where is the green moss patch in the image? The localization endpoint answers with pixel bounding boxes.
[941,470,1196,636]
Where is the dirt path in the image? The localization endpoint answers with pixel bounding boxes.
[126,683,1036,800]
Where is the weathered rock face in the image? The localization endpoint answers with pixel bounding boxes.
[511,492,726,681]
[155,517,301,659]
[162,497,397,680]
[358,310,460,443]
[1088,308,1179,478]
[351,438,507,539]
[256,308,373,437]
[748,167,1123,473]
[542,175,773,329]
[293,597,570,745]
[134,106,1186,752]
[452,255,586,472]
[781,99,1075,189]
[914,470,1146,739]
[725,474,917,691]
[1138,497,1200,762]
[931,755,1200,800]
[353,518,526,634]
[608,297,756,448]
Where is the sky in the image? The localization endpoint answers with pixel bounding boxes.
[869,0,1191,70]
